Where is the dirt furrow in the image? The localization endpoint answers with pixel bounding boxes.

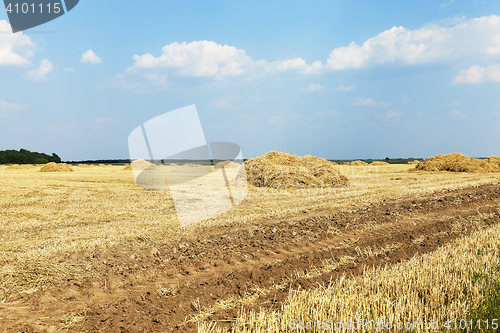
[1,183,500,333]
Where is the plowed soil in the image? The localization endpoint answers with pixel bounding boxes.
[1,183,500,333]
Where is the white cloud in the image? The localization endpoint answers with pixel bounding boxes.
[80,49,102,64]
[299,83,326,92]
[326,15,500,70]
[26,59,53,81]
[375,110,404,122]
[354,98,388,107]
[449,110,467,119]
[64,67,75,72]
[333,84,355,92]
[0,99,23,110]
[269,113,300,124]
[128,40,321,79]
[0,99,25,119]
[131,41,253,77]
[144,73,166,85]
[452,63,500,84]
[312,110,339,117]
[0,20,36,65]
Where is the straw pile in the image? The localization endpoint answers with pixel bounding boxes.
[340,162,350,166]
[131,159,160,171]
[122,164,132,170]
[170,163,178,167]
[215,160,242,170]
[408,160,420,165]
[488,156,500,168]
[77,164,92,168]
[5,164,36,170]
[414,153,500,173]
[238,152,349,189]
[39,163,74,172]
[350,160,369,166]
[370,161,390,166]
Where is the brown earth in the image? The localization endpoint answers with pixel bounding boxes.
[1,183,500,332]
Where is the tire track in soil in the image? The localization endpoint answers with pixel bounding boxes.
[1,183,500,333]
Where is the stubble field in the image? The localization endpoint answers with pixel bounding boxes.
[0,164,500,332]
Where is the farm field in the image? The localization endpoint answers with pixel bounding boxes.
[1,164,500,332]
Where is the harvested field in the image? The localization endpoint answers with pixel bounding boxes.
[39,162,74,172]
[201,210,500,332]
[0,162,500,332]
[5,164,36,170]
[414,152,500,172]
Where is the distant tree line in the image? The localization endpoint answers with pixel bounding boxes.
[0,149,61,164]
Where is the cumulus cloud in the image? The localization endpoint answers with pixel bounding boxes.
[269,113,300,124]
[120,15,500,87]
[452,63,500,84]
[449,110,467,119]
[354,98,388,107]
[128,40,321,79]
[80,49,102,64]
[299,83,326,92]
[0,20,36,65]
[26,59,53,81]
[375,110,404,122]
[326,15,500,70]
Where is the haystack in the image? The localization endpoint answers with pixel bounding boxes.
[122,163,132,170]
[414,153,500,173]
[351,160,369,166]
[215,160,242,169]
[488,156,500,168]
[341,162,351,166]
[98,164,105,167]
[170,163,178,167]
[77,164,92,168]
[130,159,160,171]
[407,160,420,165]
[5,164,36,170]
[238,152,349,189]
[39,163,74,172]
[370,161,390,166]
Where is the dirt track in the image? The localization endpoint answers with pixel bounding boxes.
[1,183,500,332]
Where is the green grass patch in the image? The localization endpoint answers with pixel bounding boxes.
[463,265,500,332]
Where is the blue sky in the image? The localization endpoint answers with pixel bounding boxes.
[1,1,499,161]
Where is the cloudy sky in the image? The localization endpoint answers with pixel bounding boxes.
[1,1,499,161]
